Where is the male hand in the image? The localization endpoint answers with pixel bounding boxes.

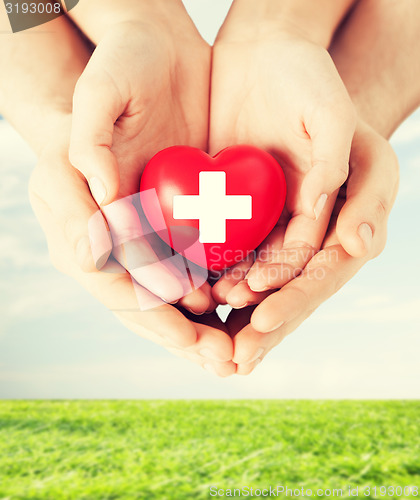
[224,123,399,374]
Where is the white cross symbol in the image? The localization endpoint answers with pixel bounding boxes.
[173,171,252,243]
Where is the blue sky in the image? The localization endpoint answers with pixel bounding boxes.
[0,0,419,398]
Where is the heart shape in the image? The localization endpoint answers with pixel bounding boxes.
[140,145,286,272]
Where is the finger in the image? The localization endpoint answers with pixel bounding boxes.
[176,313,234,362]
[29,161,112,272]
[225,299,272,371]
[226,307,279,374]
[166,257,216,314]
[245,193,335,294]
[103,198,185,304]
[227,307,284,366]
[231,312,305,368]
[31,192,199,349]
[251,244,365,333]
[230,243,366,365]
[187,263,218,313]
[127,201,215,314]
[134,311,236,376]
[212,255,255,305]
[227,307,271,364]
[225,280,272,309]
[225,305,255,339]
[70,69,122,205]
[336,127,399,258]
[301,99,356,220]
[179,282,217,315]
[179,287,213,315]
[236,359,262,376]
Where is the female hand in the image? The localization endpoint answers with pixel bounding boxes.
[210,17,357,308]
[69,18,214,312]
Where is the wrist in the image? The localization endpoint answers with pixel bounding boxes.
[330,0,420,139]
[217,0,356,48]
[343,84,406,140]
[69,0,199,45]
[21,110,72,160]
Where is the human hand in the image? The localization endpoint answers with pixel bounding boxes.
[69,19,213,311]
[210,20,357,307]
[29,121,236,377]
[223,123,399,374]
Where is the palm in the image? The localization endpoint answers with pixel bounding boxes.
[96,26,211,198]
[71,22,214,312]
[210,37,339,303]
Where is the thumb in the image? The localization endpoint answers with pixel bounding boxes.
[300,101,356,220]
[70,72,122,206]
[336,128,399,258]
[29,159,113,273]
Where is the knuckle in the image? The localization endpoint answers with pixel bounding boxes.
[312,159,349,187]
[369,193,389,220]
[304,261,338,295]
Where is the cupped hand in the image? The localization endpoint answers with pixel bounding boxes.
[224,123,399,375]
[29,120,236,377]
[210,26,357,308]
[69,19,214,312]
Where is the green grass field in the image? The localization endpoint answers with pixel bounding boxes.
[0,401,419,499]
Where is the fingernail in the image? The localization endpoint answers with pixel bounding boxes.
[249,284,270,293]
[89,177,107,205]
[247,276,267,292]
[248,347,265,363]
[203,363,218,375]
[200,348,224,361]
[358,223,373,252]
[314,193,328,220]
[268,320,285,332]
[233,302,249,310]
[185,307,204,315]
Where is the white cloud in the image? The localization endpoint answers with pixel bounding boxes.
[1,33,420,399]
[1,345,419,399]
[314,298,420,324]
[0,232,49,269]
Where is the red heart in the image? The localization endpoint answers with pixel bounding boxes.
[140,145,286,272]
